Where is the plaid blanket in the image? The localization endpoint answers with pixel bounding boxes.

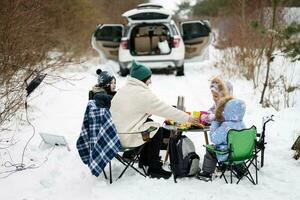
[76,100,121,177]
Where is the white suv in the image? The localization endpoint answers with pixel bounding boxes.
[91,3,211,76]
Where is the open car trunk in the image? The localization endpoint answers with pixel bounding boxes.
[130,24,172,56]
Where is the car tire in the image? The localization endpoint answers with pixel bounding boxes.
[176,65,184,76]
[119,64,129,77]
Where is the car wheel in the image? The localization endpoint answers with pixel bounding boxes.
[176,65,184,76]
[119,64,129,77]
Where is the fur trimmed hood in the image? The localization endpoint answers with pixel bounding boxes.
[210,77,229,98]
[215,97,246,122]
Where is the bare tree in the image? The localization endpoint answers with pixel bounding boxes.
[259,0,280,105]
[0,0,68,132]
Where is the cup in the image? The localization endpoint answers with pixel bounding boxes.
[177,96,185,111]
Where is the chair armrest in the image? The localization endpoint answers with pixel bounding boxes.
[203,144,229,155]
[118,126,158,142]
[118,126,158,135]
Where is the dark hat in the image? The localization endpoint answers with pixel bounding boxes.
[96,69,115,87]
[130,60,152,81]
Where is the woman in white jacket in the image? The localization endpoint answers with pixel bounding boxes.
[111,60,197,179]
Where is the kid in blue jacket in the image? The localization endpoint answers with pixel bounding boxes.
[198,96,247,181]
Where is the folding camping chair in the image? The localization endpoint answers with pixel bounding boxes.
[103,127,158,184]
[205,126,258,185]
[255,115,274,168]
[103,143,147,184]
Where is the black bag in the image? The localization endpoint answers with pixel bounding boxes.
[169,133,200,182]
[161,128,171,150]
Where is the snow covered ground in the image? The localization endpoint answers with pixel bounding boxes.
[0,45,300,200]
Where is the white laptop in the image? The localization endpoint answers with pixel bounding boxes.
[39,132,70,151]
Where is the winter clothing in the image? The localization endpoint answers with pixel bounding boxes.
[76,100,121,177]
[147,164,172,179]
[89,68,116,105]
[201,148,218,174]
[197,170,212,182]
[130,60,152,81]
[207,104,216,122]
[205,77,231,123]
[96,69,115,88]
[210,77,229,98]
[210,80,233,96]
[138,118,163,167]
[89,86,113,108]
[110,76,190,147]
[200,98,246,176]
[225,81,233,96]
[201,148,246,178]
[210,98,246,161]
[139,127,163,167]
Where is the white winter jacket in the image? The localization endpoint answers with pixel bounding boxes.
[111,77,189,147]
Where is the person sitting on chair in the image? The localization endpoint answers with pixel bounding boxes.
[89,69,116,108]
[77,69,120,177]
[111,60,198,179]
[197,96,247,181]
[201,76,231,124]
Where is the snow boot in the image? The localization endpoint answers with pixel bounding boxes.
[197,171,212,182]
[147,167,172,179]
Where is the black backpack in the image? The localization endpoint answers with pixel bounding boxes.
[169,134,200,182]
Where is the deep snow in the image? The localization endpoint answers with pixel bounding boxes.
[0,45,300,200]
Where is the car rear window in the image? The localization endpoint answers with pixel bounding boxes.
[129,12,169,20]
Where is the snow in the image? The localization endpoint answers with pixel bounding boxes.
[0,45,300,200]
[283,7,300,23]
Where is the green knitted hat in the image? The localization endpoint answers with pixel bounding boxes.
[130,60,152,81]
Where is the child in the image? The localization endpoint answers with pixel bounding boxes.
[198,97,246,181]
[201,77,230,124]
[89,69,116,108]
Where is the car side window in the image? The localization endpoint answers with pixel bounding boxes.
[95,26,123,42]
[182,23,210,39]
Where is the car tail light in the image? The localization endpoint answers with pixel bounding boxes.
[172,37,180,48]
[120,39,128,49]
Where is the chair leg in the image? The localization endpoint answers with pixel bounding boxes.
[261,147,265,168]
[129,154,147,177]
[247,155,259,171]
[103,169,108,180]
[116,156,133,179]
[236,161,255,185]
[141,165,147,175]
[109,161,112,184]
[245,168,256,185]
[255,147,258,184]
[230,165,233,184]
[220,170,228,184]
[116,146,147,180]
[118,158,146,179]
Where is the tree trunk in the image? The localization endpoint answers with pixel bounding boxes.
[260,0,278,105]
